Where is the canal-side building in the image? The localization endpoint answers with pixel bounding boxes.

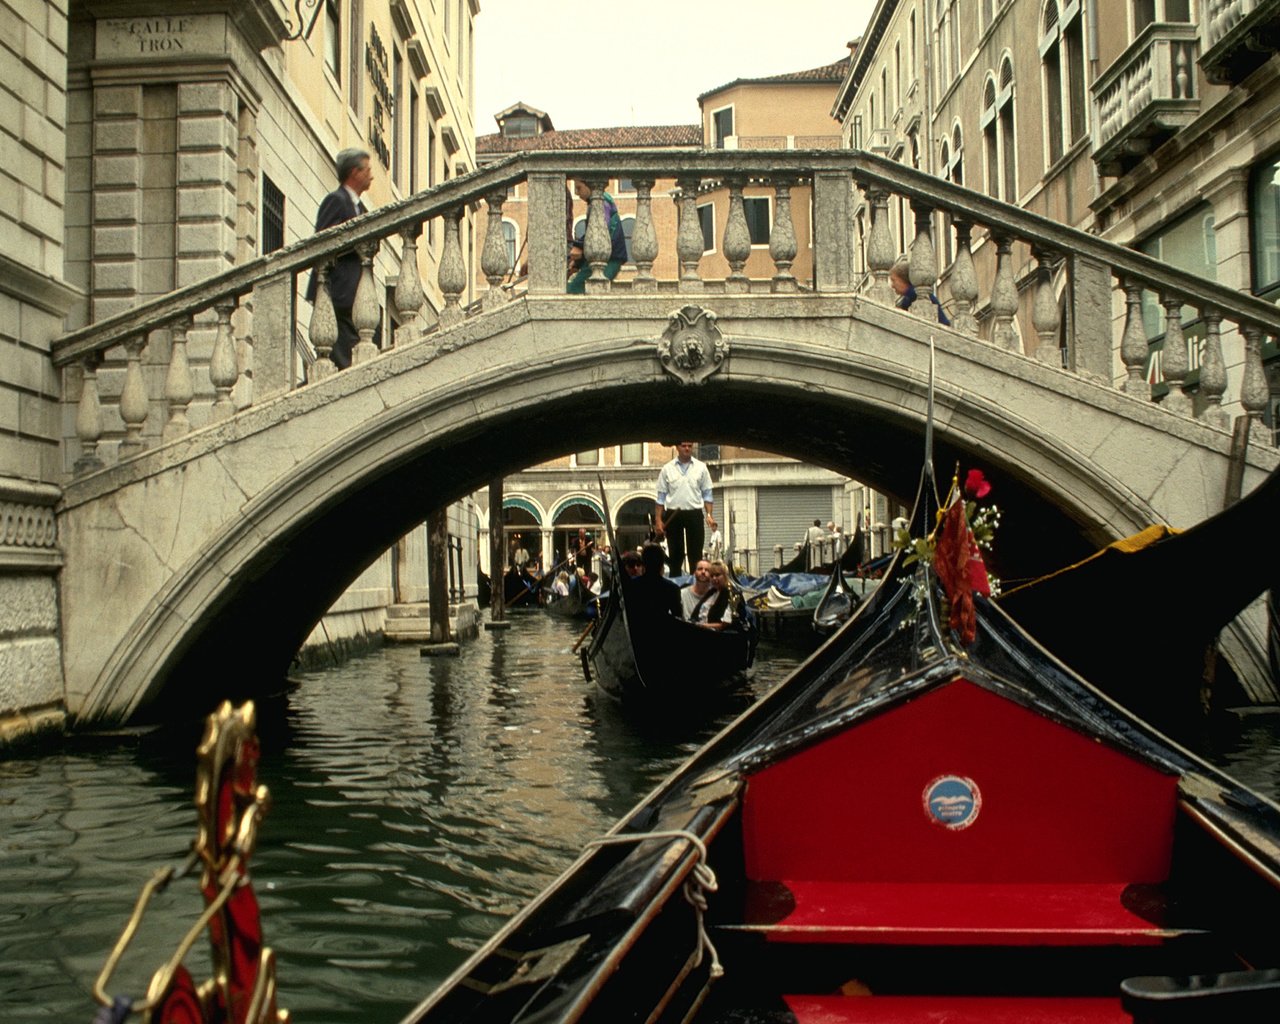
[832,0,1280,433]
[477,443,853,580]
[0,1,483,740]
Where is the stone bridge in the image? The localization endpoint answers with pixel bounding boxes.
[51,150,1280,724]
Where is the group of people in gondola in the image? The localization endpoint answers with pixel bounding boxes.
[620,543,742,631]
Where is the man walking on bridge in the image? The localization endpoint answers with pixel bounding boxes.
[655,441,716,577]
[306,148,378,369]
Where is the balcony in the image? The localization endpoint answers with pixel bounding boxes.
[1201,0,1280,84]
[1092,23,1200,177]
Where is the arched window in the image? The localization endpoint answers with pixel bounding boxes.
[1040,0,1087,169]
[501,220,518,271]
[939,126,965,267]
[620,215,635,263]
[999,57,1017,202]
[982,75,1000,199]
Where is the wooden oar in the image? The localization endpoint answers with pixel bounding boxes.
[571,620,596,653]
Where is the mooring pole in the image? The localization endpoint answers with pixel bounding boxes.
[486,477,510,629]
[426,506,452,644]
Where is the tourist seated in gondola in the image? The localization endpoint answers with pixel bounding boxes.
[688,560,736,631]
[551,571,571,597]
[680,559,714,620]
[623,542,683,621]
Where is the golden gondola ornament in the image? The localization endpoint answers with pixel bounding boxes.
[92,701,289,1024]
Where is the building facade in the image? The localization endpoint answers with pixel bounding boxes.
[834,0,1280,430]
[0,0,482,740]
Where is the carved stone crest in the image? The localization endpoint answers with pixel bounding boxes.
[658,305,727,385]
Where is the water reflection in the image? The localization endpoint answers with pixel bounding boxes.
[1,613,1275,1024]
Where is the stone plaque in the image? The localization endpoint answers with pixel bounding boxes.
[96,15,227,60]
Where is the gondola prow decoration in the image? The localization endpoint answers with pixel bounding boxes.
[92,701,288,1024]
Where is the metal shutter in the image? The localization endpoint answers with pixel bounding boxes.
[756,486,832,569]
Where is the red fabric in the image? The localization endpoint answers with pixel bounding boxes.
[742,679,1178,884]
[934,501,978,643]
[152,965,204,1024]
[750,880,1175,946]
[783,994,1128,1023]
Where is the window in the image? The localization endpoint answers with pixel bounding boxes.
[1251,153,1280,301]
[981,60,1016,201]
[744,196,770,245]
[712,106,734,148]
[324,0,340,82]
[574,449,600,466]
[348,0,362,113]
[615,177,635,194]
[503,114,537,137]
[621,215,635,262]
[427,125,436,243]
[697,203,716,253]
[940,131,964,267]
[1134,0,1191,33]
[262,175,285,254]
[408,86,418,193]
[619,443,644,465]
[392,46,403,187]
[1138,205,1216,380]
[502,221,517,271]
[1041,0,1087,169]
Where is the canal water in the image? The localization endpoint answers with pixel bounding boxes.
[2,612,1278,1023]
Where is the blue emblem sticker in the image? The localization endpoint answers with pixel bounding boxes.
[923,775,981,830]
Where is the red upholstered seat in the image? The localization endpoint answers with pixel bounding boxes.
[736,880,1191,946]
[738,679,1183,949]
[782,993,1130,1023]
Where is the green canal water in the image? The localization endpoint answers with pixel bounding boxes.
[1,612,1276,1023]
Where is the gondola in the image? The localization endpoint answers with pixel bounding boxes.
[546,576,596,620]
[580,572,757,708]
[398,453,1280,1024]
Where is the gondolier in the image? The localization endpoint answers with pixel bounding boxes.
[655,441,716,577]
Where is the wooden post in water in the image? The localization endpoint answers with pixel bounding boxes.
[486,477,510,630]
[421,506,458,655]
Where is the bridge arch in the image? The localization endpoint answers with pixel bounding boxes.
[58,296,1275,723]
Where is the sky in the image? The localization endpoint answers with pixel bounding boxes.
[472,1,878,134]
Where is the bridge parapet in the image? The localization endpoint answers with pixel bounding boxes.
[52,149,1280,475]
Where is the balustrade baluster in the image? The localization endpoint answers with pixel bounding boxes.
[723,179,751,293]
[233,311,254,412]
[395,224,426,332]
[908,203,939,322]
[990,236,1020,351]
[1032,249,1061,365]
[675,176,705,292]
[1159,295,1191,415]
[1241,325,1272,445]
[631,179,658,292]
[949,222,979,335]
[480,190,510,310]
[865,188,895,306]
[118,335,149,457]
[769,179,798,293]
[74,352,104,474]
[583,176,612,293]
[210,301,238,421]
[309,266,340,380]
[1120,280,1150,398]
[1198,308,1229,429]
[438,208,467,329]
[352,240,381,364]
[163,316,194,442]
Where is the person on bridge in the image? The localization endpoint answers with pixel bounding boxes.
[306,148,382,369]
[655,441,717,577]
[567,178,627,294]
[890,257,951,327]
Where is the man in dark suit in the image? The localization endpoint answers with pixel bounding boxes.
[306,148,377,369]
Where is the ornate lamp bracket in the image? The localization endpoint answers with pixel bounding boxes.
[658,305,728,385]
[284,0,325,42]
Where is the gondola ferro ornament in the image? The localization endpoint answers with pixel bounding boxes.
[92,701,288,1024]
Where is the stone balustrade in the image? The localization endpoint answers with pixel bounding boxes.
[1091,21,1200,174]
[52,148,1280,477]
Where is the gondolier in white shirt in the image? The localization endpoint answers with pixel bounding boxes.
[654,441,716,577]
